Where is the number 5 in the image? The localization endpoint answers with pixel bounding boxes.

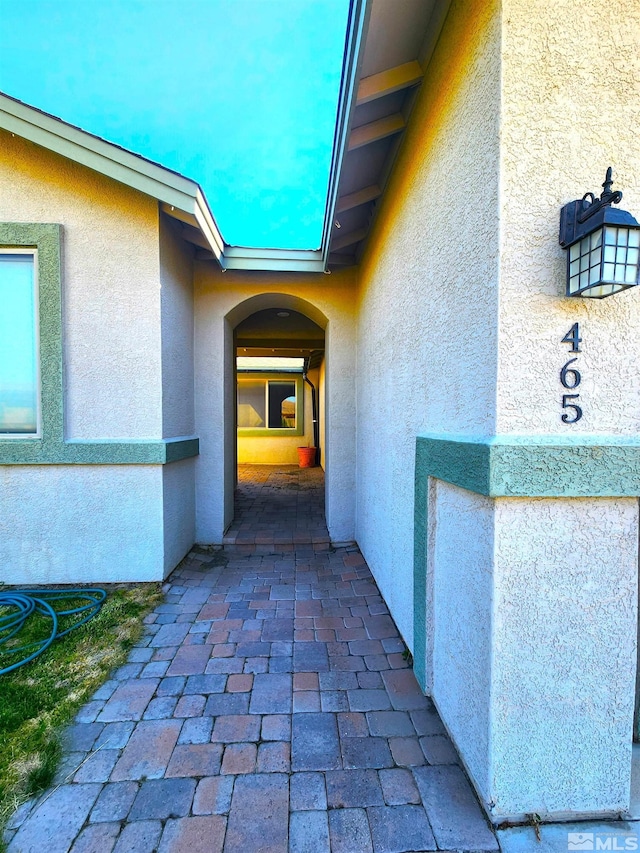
[561,394,582,423]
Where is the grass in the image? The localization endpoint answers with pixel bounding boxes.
[0,583,163,846]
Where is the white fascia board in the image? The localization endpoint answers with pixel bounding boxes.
[0,93,226,260]
[223,246,325,272]
[320,0,371,267]
[224,246,321,261]
[193,188,225,262]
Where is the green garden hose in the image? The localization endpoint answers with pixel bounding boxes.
[0,588,106,675]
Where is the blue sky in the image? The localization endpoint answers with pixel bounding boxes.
[0,0,350,249]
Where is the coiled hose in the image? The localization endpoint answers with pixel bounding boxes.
[0,588,106,675]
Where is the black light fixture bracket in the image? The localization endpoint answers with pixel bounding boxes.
[559,168,638,247]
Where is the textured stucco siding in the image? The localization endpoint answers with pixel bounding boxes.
[0,465,165,584]
[490,496,638,818]
[430,482,493,800]
[162,458,196,576]
[496,0,640,434]
[158,215,197,570]
[0,131,176,584]
[194,266,356,543]
[0,131,163,440]
[355,0,501,646]
[159,213,195,439]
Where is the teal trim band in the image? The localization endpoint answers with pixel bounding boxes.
[0,437,199,465]
[0,223,199,467]
[164,437,200,464]
[413,433,640,689]
[488,436,640,496]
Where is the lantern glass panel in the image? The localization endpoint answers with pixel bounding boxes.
[568,228,604,296]
[567,225,640,297]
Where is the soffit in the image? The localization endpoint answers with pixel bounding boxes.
[236,309,325,353]
[236,308,324,340]
[326,0,452,269]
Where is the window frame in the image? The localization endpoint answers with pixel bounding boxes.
[0,224,62,458]
[237,371,304,437]
[0,248,42,438]
[0,222,199,465]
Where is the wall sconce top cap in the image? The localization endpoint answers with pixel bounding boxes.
[559,168,639,248]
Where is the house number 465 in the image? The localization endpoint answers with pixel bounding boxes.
[560,323,582,423]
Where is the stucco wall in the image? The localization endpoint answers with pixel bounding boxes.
[430,481,494,800]
[490,496,638,819]
[428,484,639,819]
[162,459,196,576]
[0,132,189,584]
[159,213,195,438]
[158,215,197,570]
[479,3,640,816]
[496,0,640,434]
[0,465,165,584]
[355,0,502,646]
[237,367,319,464]
[194,266,356,543]
[0,131,163,440]
[319,358,326,471]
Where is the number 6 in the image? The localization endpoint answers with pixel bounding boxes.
[560,358,581,389]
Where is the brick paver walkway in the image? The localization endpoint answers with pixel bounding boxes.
[223,465,330,550]
[6,545,499,853]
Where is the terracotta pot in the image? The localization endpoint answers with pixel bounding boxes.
[297,447,316,468]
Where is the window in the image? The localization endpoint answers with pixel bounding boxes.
[0,251,39,435]
[237,374,303,435]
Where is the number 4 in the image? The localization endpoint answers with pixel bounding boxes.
[561,323,582,353]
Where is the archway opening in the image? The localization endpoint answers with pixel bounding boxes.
[225,300,328,548]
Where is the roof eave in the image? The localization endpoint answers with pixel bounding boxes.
[0,91,227,262]
[320,0,371,269]
[1,0,372,280]
[221,246,325,273]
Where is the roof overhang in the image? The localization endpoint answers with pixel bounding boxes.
[326,0,453,268]
[0,91,226,263]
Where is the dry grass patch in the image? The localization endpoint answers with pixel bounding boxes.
[0,584,163,847]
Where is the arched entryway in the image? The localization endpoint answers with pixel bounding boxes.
[228,302,327,546]
[193,277,356,549]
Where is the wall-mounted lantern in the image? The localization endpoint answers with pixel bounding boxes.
[559,168,640,298]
